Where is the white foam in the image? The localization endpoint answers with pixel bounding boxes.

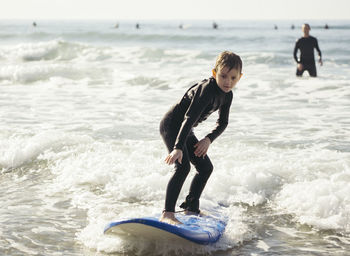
[256,240,270,251]
[37,138,253,254]
[275,176,350,231]
[1,40,83,62]
[0,131,92,169]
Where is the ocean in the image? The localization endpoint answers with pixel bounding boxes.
[0,19,349,255]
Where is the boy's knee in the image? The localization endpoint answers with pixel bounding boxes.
[207,163,214,173]
[176,161,191,175]
[207,163,213,176]
[201,162,213,178]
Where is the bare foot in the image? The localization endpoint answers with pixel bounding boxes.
[159,211,182,225]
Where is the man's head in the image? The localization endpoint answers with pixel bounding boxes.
[212,51,243,93]
[302,23,311,37]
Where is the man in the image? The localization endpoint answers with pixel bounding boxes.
[293,24,323,77]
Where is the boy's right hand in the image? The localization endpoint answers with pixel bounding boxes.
[165,149,183,165]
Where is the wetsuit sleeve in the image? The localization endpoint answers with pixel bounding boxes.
[206,93,232,143]
[314,38,322,58]
[293,40,300,63]
[174,86,211,150]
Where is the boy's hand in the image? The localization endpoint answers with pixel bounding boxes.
[194,137,211,158]
[165,149,183,165]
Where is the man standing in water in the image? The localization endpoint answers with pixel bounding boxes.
[293,24,323,77]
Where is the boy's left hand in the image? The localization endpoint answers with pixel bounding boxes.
[194,137,211,158]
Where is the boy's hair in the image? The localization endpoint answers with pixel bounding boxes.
[214,51,242,73]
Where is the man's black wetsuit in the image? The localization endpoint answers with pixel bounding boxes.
[159,77,232,213]
[293,36,322,77]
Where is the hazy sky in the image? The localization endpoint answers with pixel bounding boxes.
[1,0,349,20]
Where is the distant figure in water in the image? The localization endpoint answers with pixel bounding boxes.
[114,23,119,29]
[32,22,37,27]
[291,24,295,30]
[159,51,243,225]
[274,24,278,30]
[136,23,140,29]
[324,24,329,29]
[293,23,323,77]
[212,22,218,29]
[179,23,183,29]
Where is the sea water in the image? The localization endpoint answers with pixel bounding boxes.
[0,19,349,255]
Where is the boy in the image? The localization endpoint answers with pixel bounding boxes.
[159,51,243,225]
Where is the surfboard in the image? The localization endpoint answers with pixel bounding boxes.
[104,213,226,245]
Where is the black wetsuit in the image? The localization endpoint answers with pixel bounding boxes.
[293,36,322,77]
[159,77,232,213]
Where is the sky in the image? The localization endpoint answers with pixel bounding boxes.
[0,0,349,20]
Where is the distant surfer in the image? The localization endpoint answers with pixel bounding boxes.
[212,22,218,29]
[32,21,37,27]
[159,51,243,225]
[293,23,323,77]
[136,23,140,29]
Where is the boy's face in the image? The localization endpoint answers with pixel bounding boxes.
[213,66,242,93]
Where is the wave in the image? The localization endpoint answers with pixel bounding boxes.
[0,29,218,43]
[0,36,348,85]
[0,28,250,47]
[0,41,208,84]
[242,52,293,66]
[0,131,92,171]
[0,63,92,84]
[0,39,208,64]
[0,40,114,84]
[0,40,88,62]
